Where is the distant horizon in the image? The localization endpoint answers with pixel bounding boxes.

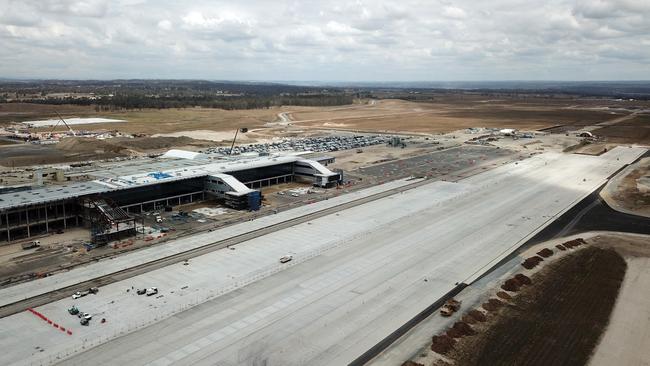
[1,78,649,85]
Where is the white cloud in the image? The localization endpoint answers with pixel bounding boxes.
[0,0,647,80]
[442,6,467,19]
[157,19,172,31]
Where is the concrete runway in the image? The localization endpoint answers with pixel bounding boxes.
[0,147,644,366]
[0,178,418,311]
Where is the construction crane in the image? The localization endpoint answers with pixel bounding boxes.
[229,127,248,155]
[48,111,76,137]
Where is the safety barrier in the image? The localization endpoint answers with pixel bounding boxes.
[27,308,72,336]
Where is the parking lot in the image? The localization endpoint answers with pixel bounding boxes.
[205,134,400,155]
[355,145,521,182]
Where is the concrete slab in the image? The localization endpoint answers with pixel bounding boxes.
[0,147,645,366]
[0,177,419,308]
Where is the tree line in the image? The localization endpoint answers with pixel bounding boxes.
[11,93,354,111]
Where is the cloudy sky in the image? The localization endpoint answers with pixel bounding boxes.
[0,0,648,81]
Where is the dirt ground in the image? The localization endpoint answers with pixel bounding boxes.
[290,98,634,134]
[4,95,641,138]
[0,135,218,167]
[0,103,95,123]
[433,246,627,366]
[69,107,284,134]
[601,157,650,217]
[593,114,650,145]
[326,140,454,172]
[0,95,644,167]
[399,232,650,366]
[566,142,620,155]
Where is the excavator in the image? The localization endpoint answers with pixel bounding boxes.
[440,298,462,317]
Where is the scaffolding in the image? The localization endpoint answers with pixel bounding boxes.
[80,196,140,245]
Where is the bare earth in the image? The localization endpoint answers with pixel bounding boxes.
[601,157,650,218]
[399,232,650,366]
[290,98,634,134]
[3,96,643,138]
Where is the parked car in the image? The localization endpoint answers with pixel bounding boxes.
[88,287,99,294]
[279,255,293,263]
[136,288,147,295]
[146,287,158,296]
[80,318,89,326]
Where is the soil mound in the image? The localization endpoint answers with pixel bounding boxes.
[56,137,125,153]
[449,247,627,366]
[115,136,211,151]
[431,335,456,354]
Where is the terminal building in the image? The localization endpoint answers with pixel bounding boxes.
[0,151,342,244]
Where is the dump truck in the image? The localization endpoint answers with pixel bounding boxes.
[440,298,461,317]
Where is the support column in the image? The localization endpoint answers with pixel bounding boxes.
[44,204,49,233]
[6,212,10,242]
[190,194,193,203]
[26,209,30,238]
[62,203,67,229]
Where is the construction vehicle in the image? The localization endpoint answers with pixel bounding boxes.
[21,241,40,250]
[440,298,461,317]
